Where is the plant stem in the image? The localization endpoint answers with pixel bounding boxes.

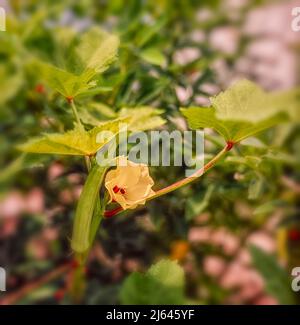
[104,142,234,217]
[68,98,91,171]
[149,143,230,200]
[70,99,83,130]
[68,98,95,301]
[67,262,86,304]
[0,262,72,305]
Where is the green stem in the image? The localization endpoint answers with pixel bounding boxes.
[69,164,107,302]
[84,156,91,171]
[68,98,91,171]
[70,99,83,130]
[68,99,100,301]
[68,263,86,303]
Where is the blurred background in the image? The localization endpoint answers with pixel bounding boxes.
[0,0,299,305]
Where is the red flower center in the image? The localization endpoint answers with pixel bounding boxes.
[113,185,126,194]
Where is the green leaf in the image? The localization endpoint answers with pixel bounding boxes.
[89,102,117,119]
[18,107,164,156]
[36,28,119,98]
[120,259,186,305]
[68,27,119,75]
[0,154,48,187]
[80,105,165,131]
[136,17,168,47]
[0,65,23,106]
[0,155,26,185]
[76,86,113,99]
[250,245,296,305]
[248,174,264,200]
[119,106,166,132]
[181,80,297,142]
[20,286,57,304]
[37,63,95,98]
[185,184,215,221]
[181,106,287,143]
[211,79,300,123]
[226,155,262,169]
[181,107,232,140]
[139,48,166,66]
[274,89,300,122]
[18,117,130,156]
[79,102,117,125]
[253,200,284,216]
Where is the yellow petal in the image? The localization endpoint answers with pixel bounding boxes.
[104,156,155,210]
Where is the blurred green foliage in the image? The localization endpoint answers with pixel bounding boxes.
[0,0,299,305]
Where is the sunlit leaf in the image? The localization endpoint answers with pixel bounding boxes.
[79,105,165,132]
[35,28,119,98]
[18,117,130,156]
[119,106,166,132]
[68,27,119,75]
[37,63,95,98]
[79,102,117,125]
[211,79,300,123]
[181,106,287,143]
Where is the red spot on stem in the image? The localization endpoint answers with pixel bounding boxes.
[226,141,235,151]
[35,84,45,94]
[66,96,74,104]
[120,188,126,194]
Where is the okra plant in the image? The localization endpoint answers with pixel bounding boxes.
[15,24,300,301]
[19,27,299,263]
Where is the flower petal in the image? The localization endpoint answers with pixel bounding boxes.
[104,156,155,210]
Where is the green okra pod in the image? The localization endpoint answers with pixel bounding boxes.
[71,163,107,254]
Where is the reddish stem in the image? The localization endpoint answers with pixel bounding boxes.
[104,206,123,218]
[70,258,80,269]
[0,262,72,305]
[226,141,235,151]
[104,142,235,218]
[66,96,74,104]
